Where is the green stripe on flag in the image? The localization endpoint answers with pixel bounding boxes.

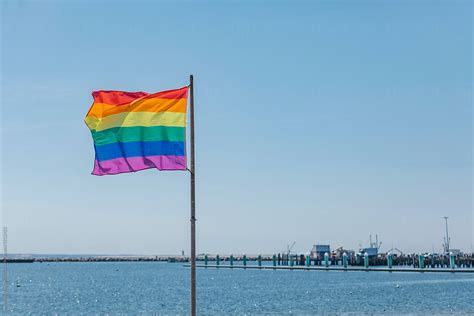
[92,126,185,146]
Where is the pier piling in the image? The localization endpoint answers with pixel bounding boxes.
[419,254,424,270]
[450,253,455,269]
[324,252,329,268]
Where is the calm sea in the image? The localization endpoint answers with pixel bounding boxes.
[2,262,473,314]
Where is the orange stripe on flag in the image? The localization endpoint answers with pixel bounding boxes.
[87,98,187,118]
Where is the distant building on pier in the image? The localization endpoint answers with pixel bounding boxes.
[311,244,330,259]
[360,247,378,257]
[450,249,462,256]
[333,247,355,259]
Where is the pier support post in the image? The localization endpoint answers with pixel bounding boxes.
[204,254,208,267]
[273,254,277,267]
[343,252,348,269]
[450,253,455,269]
[243,254,247,268]
[305,254,310,267]
[289,255,294,267]
[230,254,234,267]
[258,255,262,267]
[387,253,393,269]
[324,252,329,268]
[418,254,424,269]
[364,252,369,269]
[216,255,219,267]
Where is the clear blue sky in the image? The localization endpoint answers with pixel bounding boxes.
[1,1,472,255]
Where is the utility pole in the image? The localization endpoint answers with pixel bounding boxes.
[443,217,450,254]
[3,226,7,312]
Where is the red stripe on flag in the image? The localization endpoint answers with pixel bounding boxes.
[92,87,188,106]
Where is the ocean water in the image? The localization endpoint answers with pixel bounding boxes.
[2,262,473,314]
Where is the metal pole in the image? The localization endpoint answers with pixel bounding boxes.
[3,226,7,312]
[189,75,196,316]
[444,217,450,254]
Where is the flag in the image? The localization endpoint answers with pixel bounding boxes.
[85,87,188,176]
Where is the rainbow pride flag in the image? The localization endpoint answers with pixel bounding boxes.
[85,87,188,176]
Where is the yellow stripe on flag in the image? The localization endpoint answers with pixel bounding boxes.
[85,111,186,131]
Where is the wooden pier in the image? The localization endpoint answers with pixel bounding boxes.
[189,253,474,273]
[192,264,474,273]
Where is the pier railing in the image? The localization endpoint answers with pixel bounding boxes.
[195,253,474,272]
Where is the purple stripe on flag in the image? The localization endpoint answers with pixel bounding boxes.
[92,155,186,176]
